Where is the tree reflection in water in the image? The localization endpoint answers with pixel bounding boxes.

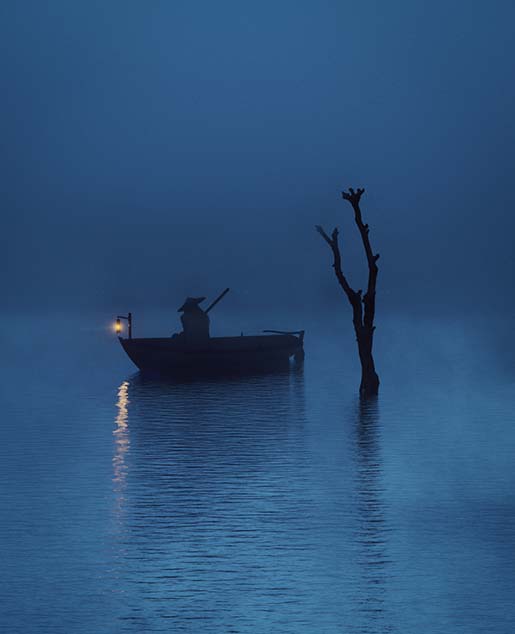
[110,368,395,632]
[353,396,393,633]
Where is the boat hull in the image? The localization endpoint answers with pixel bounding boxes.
[119,333,304,376]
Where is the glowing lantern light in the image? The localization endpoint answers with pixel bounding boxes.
[114,313,132,338]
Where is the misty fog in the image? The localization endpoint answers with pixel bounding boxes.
[2,0,515,320]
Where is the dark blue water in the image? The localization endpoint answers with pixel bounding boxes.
[1,314,514,633]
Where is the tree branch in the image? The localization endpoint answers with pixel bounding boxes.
[315,224,363,327]
[341,188,379,330]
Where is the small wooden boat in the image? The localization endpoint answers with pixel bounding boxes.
[119,331,305,375]
[115,290,304,376]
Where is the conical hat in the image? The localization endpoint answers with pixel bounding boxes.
[178,296,206,312]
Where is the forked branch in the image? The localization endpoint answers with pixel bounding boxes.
[341,188,379,328]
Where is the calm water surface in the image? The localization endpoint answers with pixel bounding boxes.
[1,314,514,633]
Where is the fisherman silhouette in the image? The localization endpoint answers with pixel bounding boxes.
[177,297,210,340]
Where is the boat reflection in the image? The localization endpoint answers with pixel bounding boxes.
[112,366,305,531]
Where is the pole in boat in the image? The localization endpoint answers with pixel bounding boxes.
[205,288,230,314]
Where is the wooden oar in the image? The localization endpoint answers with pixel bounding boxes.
[263,330,304,336]
[205,288,230,313]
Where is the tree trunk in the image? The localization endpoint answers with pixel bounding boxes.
[357,328,379,397]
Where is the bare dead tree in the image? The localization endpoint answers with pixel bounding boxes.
[316,187,380,396]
